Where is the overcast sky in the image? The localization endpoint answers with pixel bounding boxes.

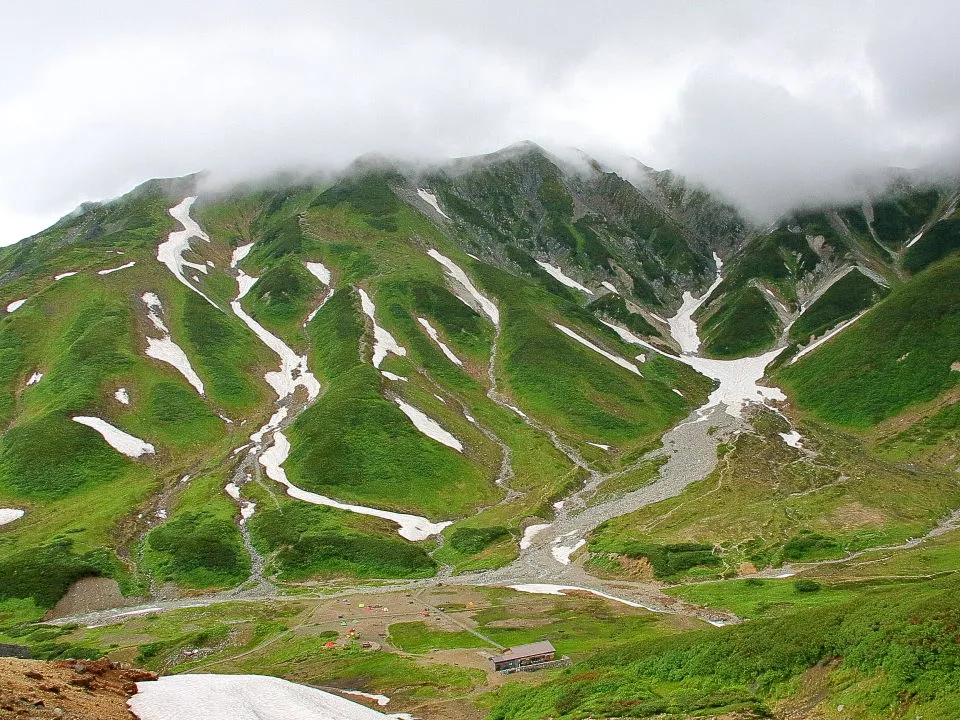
[2,0,960,244]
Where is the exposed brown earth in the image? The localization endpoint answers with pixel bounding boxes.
[0,658,156,720]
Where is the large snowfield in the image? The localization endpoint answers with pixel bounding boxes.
[128,674,399,720]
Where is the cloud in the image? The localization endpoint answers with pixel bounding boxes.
[1,0,959,242]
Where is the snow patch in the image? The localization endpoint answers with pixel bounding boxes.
[26,372,42,386]
[305,261,332,285]
[427,249,499,325]
[305,289,334,325]
[340,690,391,707]
[72,416,155,458]
[586,442,611,450]
[601,281,619,294]
[6,299,26,313]
[0,508,25,526]
[128,674,397,720]
[536,261,593,294]
[779,430,803,449]
[358,288,406,369]
[260,431,449,541]
[520,523,552,550]
[98,261,136,275]
[381,371,408,382]
[141,293,205,395]
[417,317,463,366]
[554,324,642,376]
[509,584,663,611]
[393,398,463,451]
[54,271,78,280]
[551,539,585,564]
[417,188,450,219]
[114,388,130,405]
[157,197,218,307]
[224,482,240,500]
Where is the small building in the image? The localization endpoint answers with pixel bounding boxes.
[490,641,556,673]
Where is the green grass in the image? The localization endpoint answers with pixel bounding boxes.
[249,502,436,581]
[700,286,780,358]
[388,621,488,653]
[489,575,960,719]
[778,255,960,427]
[587,294,660,337]
[0,539,121,608]
[790,269,889,342]
[664,577,857,619]
[871,188,941,248]
[902,217,960,273]
[142,472,249,589]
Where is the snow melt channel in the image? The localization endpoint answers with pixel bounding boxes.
[667,252,724,354]
[142,293,206,396]
[259,430,450,541]
[304,261,335,325]
[157,197,218,308]
[72,417,155,458]
[230,245,320,401]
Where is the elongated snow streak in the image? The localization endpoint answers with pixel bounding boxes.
[417,317,463,366]
[127,674,397,720]
[26,372,42,386]
[790,311,868,364]
[520,523,552,550]
[417,188,450,219]
[259,431,450,541]
[357,288,406,368]
[536,261,594,294]
[0,508,25,526]
[54,271,78,280]
[906,230,924,248]
[552,539,585,565]
[600,320,661,353]
[508,584,665,612]
[587,442,611,450]
[303,261,335,325]
[114,388,130,405]
[98,261,136,275]
[427,249,499,325]
[381,371,408,382]
[393,398,463,451]
[141,293,205,395]
[667,252,724,354]
[72,416,154,458]
[554,324,642,376]
[157,197,218,308]
[601,281,619,294]
[229,247,320,402]
[5,299,26,313]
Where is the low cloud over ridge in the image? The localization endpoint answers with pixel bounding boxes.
[2,1,960,242]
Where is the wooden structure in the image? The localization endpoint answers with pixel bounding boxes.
[490,641,558,673]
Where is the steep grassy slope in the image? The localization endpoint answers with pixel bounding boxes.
[490,575,960,719]
[789,269,889,343]
[778,255,960,427]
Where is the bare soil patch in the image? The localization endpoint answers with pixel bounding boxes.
[45,579,141,621]
[0,658,155,720]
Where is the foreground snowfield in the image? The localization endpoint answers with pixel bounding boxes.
[128,674,399,720]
